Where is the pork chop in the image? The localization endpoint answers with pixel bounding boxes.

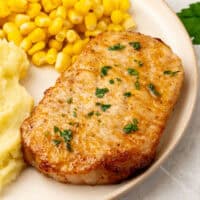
[21,31,184,184]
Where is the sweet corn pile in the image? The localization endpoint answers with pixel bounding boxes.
[0,0,135,72]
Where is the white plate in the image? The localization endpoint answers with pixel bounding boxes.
[2,0,198,199]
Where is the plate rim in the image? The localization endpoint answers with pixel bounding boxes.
[105,0,199,199]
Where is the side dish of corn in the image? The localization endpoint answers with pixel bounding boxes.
[0,0,135,72]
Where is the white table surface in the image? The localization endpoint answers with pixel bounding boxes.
[122,0,200,200]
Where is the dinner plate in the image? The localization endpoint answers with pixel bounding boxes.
[2,0,198,199]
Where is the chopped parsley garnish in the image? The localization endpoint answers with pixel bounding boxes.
[163,70,180,76]
[135,79,140,90]
[100,104,111,112]
[53,126,73,151]
[95,88,109,98]
[67,97,73,104]
[108,43,126,51]
[101,66,112,76]
[124,92,132,97]
[52,139,61,146]
[134,59,143,67]
[129,42,141,50]
[96,103,111,112]
[148,83,161,97]
[87,111,94,117]
[127,68,139,76]
[123,118,139,134]
[109,79,115,84]
[54,126,59,133]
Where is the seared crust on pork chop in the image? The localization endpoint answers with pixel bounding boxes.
[21,31,184,184]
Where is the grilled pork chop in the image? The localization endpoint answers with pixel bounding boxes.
[21,32,184,184]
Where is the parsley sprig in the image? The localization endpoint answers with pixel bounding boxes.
[178,2,200,44]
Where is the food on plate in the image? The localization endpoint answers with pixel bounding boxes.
[0,0,135,72]
[0,40,33,191]
[21,31,184,184]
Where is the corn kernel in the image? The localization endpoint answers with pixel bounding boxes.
[74,0,92,15]
[62,44,73,55]
[73,40,84,55]
[32,51,46,66]
[27,3,41,18]
[28,28,46,43]
[111,10,123,24]
[46,48,57,65]
[28,41,46,55]
[103,0,114,16]
[28,0,40,2]
[68,10,83,24]
[48,17,63,35]
[93,5,104,19]
[49,10,56,19]
[20,22,36,35]
[0,29,5,39]
[20,38,32,51]
[0,2,10,18]
[62,0,77,9]
[55,52,71,72]
[66,29,79,43]
[49,39,63,51]
[8,0,28,13]
[85,30,102,37]
[56,6,67,19]
[55,30,66,42]
[63,20,73,29]
[35,15,51,27]
[41,0,62,12]
[123,17,136,30]
[97,20,107,31]
[120,0,131,11]
[3,22,22,45]
[14,14,30,27]
[72,55,78,63]
[85,13,97,31]
[108,24,123,32]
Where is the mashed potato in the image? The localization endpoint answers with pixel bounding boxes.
[0,40,33,192]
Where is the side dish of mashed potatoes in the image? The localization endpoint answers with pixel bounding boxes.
[0,40,33,192]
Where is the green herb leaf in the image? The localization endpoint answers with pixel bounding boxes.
[100,104,111,112]
[101,66,112,76]
[52,139,61,146]
[124,92,132,97]
[73,111,77,117]
[129,42,141,50]
[108,43,126,51]
[148,83,161,97]
[109,79,115,84]
[54,126,59,133]
[95,88,109,98]
[53,127,73,151]
[163,70,180,76]
[123,118,139,134]
[127,68,139,76]
[96,103,111,112]
[177,2,200,44]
